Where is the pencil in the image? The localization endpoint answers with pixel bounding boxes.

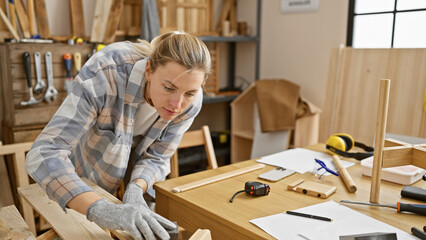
[285,211,333,222]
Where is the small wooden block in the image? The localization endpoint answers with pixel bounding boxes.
[288,179,336,199]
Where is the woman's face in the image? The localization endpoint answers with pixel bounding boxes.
[145,61,205,120]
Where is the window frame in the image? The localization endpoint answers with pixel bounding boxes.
[346,0,426,47]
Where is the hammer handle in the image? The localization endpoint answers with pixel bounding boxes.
[332,155,357,193]
[23,52,32,88]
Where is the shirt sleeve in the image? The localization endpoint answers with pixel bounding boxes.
[130,89,203,188]
[25,43,129,210]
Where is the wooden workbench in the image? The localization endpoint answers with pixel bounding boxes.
[154,145,425,239]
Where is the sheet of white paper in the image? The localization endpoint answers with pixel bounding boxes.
[256,148,354,175]
[250,200,415,240]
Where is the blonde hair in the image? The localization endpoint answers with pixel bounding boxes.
[132,31,211,80]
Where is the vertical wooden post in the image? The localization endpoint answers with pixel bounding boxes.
[370,79,391,203]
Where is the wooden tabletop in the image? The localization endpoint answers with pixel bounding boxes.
[154,144,426,240]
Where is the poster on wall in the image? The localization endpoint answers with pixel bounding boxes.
[281,0,320,13]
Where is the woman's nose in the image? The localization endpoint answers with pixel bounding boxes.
[170,94,183,109]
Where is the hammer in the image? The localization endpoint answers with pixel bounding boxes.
[21,52,42,106]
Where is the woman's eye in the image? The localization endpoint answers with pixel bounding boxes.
[185,92,195,97]
[164,86,174,91]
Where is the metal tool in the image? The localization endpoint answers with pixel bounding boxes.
[43,51,58,103]
[33,52,45,94]
[340,200,426,216]
[21,52,42,106]
[63,53,72,94]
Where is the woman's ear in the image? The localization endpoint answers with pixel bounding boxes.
[145,61,152,77]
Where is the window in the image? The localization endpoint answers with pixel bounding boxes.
[347,0,426,48]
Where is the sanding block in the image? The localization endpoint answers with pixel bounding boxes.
[401,186,426,202]
[287,179,336,198]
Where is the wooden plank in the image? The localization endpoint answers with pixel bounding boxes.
[215,0,231,32]
[9,0,17,29]
[69,0,85,38]
[0,205,36,240]
[370,79,391,203]
[27,0,36,36]
[0,0,10,41]
[14,105,63,126]
[13,128,43,143]
[0,6,20,39]
[14,0,32,39]
[320,48,426,144]
[171,163,265,192]
[18,184,114,240]
[412,146,426,169]
[0,141,35,234]
[34,0,50,38]
[0,142,14,208]
[103,0,124,44]
[382,146,413,168]
[188,229,211,240]
[90,0,112,42]
[37,229,59,240]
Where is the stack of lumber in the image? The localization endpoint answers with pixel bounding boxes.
[157,0,213,35]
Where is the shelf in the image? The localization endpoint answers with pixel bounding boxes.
[198,35,259,42]
[203,94,238,104]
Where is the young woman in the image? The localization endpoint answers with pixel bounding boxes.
[26,31,211,240]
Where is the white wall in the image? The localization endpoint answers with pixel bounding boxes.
[260,0,349,108]
[45,0,348,110]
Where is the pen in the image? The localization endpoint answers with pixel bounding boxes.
[286,211,333,222]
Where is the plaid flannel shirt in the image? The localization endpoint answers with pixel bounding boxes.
[25,41,202,210]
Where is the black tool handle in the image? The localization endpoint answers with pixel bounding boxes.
[411,227,426,240]
[401,186,426,202]
[398,202,426,215]
[23,52,32,87]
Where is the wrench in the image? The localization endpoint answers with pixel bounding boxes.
[33,52,46,94]
[44,51,58,103]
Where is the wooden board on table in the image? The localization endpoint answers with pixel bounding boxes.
[0,205,36,240]
[34,0,50,38]
[90,0,112,42]
[69,0,85,38]
[18,183,128,240]
[103,0,124,44]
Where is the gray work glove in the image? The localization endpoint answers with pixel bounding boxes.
[86,182,176,240]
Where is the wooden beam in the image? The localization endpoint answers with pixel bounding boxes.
[382,146,413,168]
[412,146,426,169]
[103,0,124,44]
[27,0,36,36]
[69,0,85,38]
[370,79,391,203]
[34,0,50,38]
[90,0,112,43]
[172,163,265,193]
